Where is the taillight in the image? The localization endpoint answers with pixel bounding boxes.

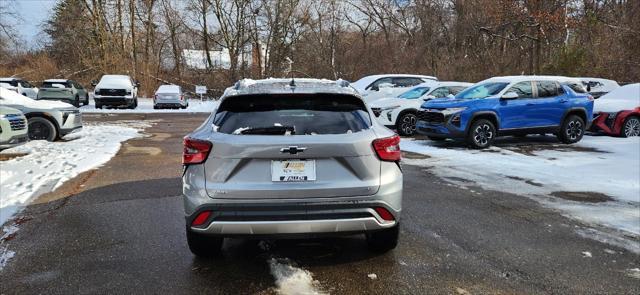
[191,210,212,227]
[183,137,212,165]
[372,135,401,161]
[374,207,395,221]
[180,95,184,101]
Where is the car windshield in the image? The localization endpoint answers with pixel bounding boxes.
[214,94,371,135]
[398,87,430,99]
[455,82,509,99]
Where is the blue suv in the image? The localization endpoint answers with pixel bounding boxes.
[415,76,594,148]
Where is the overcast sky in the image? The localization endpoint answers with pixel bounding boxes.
[12,0,59,47]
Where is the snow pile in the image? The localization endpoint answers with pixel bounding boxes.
[268,258,326,295]
[0,122,148,226]
[594,83,639,113]
[401,136,640,237]
[80,98,218,114]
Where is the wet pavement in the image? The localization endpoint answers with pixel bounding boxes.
[1,113,638,294]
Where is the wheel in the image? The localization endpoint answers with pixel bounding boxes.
[557,115,585,144]
[74,96,80,107]
[186,228,223,258]
[396,112,417,136]
[366,225,399,252]
[95,104,102,109]
[621,116,640,137]
[466,119,496,149]
[28,117,58,141]
[427,136,446,141]
[84,95,89,105]
[129,98,138,109]
[153,105,159,110]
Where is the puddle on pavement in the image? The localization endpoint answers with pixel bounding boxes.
[123,145,162,156]
[551,191,613,203]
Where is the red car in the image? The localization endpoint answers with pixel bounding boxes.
[591,83,640,137]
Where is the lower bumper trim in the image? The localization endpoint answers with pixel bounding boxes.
[191,217,396,235]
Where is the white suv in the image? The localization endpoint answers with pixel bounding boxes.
[0,87,82,141]
[0,77,39,99]
[0,106,28,149]
[370,81,472,136]
[351,74,438,103]
[92,75,139,109]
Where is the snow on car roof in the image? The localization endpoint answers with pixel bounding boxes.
[0,77,20,81]
[156,84,181,93]
[351,74,438,91]
[594,83,640,113]
[43,79,69,83]
[480,75,579,84]
[223,78,360,97]
[433,81,474,87]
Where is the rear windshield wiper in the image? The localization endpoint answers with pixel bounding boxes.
[238,126,296,135]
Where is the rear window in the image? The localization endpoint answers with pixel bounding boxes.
[43,81,71,88]
[563,82,587,94]
[214,94,371,135]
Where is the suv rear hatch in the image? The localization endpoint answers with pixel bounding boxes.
[203,93,380,199]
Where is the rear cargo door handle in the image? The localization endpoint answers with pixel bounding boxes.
[559,99,568,103]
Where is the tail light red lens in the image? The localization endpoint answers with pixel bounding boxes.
[180,95,184,101]
[191,211,212,227]
[372,135,401,161]
[588,95,594,101]
[183,137,212,165]
[374,207,395,221]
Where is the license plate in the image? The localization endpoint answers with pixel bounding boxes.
[271,160,316,182]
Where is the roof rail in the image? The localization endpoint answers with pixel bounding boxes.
[336,79,350,87]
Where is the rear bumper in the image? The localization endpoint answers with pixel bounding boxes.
[187,201,398,236]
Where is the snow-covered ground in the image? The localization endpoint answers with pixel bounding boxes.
[401,135,640,248]
[0,121,148,269]
[80,97,218,114]
[0,122,149,226]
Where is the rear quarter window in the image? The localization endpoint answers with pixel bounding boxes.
[214,94,371,135]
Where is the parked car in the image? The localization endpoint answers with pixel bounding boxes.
[370,81,472,136]
[578,77,620,99]
[0,106,28,149]
[0,87,82,141]
[182,78,402,256]
[37,79,90,107]
[0,77,39,99]
[351,74,438,103]
[591,83,640,137]
[153,84,188,109]
[415,76,594,148]
[92,75,139,109]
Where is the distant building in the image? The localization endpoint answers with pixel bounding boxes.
[182,43,266,73]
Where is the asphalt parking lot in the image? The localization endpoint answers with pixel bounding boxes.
[1,113,638,294]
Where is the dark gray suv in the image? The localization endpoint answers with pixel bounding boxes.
[182,79,403,257]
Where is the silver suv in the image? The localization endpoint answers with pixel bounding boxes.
[182,79,403,257]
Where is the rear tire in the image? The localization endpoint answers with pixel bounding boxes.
[621,116,640,137]
[466,119,496,149]
[396,113,417,136]
[84,95,89,105]
[366,225,399,252]
[557,115,585,144]
[95,104,102,109]
[186,228,223,258]
[28,117,58,141]
[74,96,80,107]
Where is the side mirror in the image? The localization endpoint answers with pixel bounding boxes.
[423,95,436,101]
[91,80,97,87]
[446,94,455,99]
[370,86,379,92]
[586,84,591,92]
[501,92,518,100]
[135,81,141,87]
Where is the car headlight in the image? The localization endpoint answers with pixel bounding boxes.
[441,107,467,116]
